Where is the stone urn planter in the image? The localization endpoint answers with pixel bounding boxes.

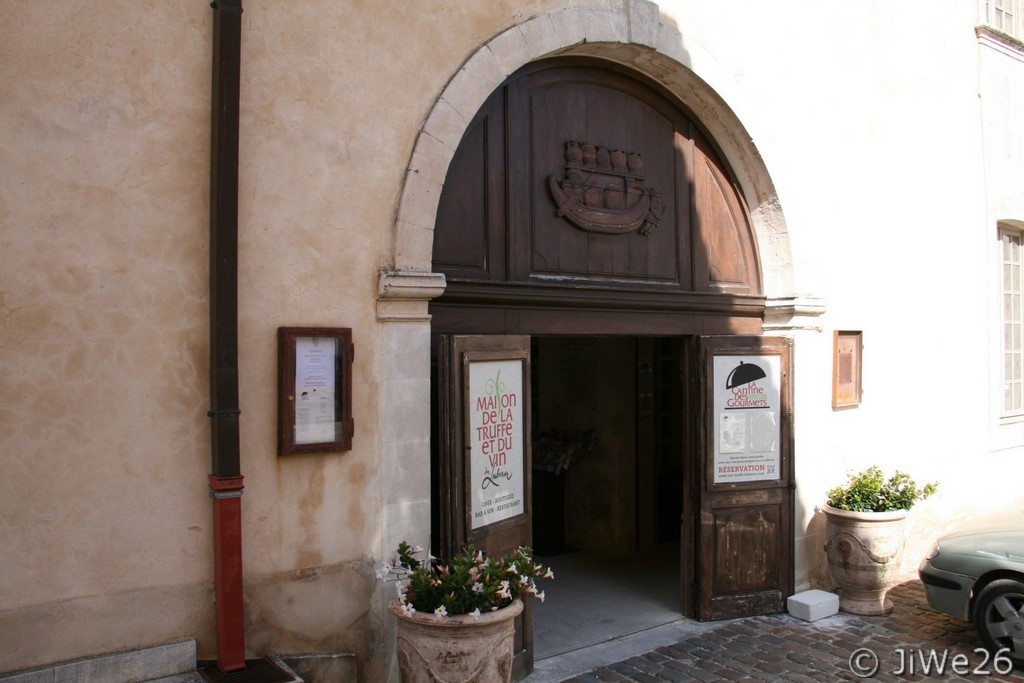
[823,504,907,615]
[823,466,937,616]
[389,597,522,683]
[380,542,553,683]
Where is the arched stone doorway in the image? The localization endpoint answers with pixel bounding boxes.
[376,5,807,678]
[425,49,793,677]
[384,11,794,283]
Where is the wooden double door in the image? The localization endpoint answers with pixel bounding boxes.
[429,56,792,678]
[432,333,793,678]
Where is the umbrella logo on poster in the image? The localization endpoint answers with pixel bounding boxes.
[714,356,781,483]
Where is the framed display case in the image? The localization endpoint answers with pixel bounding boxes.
[832,330,863,409]
[278,327,353,454]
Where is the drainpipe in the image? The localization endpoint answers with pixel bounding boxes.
[208,0,245,673]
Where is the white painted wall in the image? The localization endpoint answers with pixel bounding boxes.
[658,0,1022,582]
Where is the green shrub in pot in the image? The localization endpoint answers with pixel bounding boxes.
[826,465,937,513]
[823,466,938,615]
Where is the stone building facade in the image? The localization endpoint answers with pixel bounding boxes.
[2,1,1023,681]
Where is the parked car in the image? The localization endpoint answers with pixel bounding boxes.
[918,509,1024,669]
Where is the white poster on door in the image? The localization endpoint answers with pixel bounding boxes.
[713,355,781,483]
[468,359,525,529]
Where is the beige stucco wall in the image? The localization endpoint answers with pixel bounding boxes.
[3,0,1024,679]
[0,0,393,674]
[0,0,220,671]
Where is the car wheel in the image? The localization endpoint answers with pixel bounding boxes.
[974,578,1024,670]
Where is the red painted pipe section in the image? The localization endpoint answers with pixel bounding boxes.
[209,475,246,672]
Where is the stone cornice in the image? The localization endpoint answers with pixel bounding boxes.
[976,24,1024,62]
[377,270,447,322]
[763,296,827,332]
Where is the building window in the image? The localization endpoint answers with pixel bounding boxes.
[981,0,1022,41]
[1001,226,1024,417]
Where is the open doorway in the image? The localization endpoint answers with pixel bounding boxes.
[529,336,688,658]
[430,332,793,675]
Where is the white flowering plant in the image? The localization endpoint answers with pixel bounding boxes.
[380,541,553,618]
[826,466,937,512]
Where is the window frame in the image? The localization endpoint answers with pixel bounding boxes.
[999,224,1024,421]
[980,0,1023,42]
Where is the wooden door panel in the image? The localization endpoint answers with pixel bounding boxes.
[697,160,747,289]
[695,335,794,621]
[435,334,534,679]
[511,69,687,286]
[703,498,787,619]
[693,136,759,294]
[707,587,784,621]
[432,89,507,281]
[710,504,781,594]
[433,119,488,273]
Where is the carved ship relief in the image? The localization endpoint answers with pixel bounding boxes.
[548,141,664,236]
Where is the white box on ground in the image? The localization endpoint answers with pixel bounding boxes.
[787,589,839,621]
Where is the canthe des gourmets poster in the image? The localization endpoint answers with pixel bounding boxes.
[713,356,781,484]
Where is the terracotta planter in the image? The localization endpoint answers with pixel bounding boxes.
[388,598,523,683]
[823,505,907,615]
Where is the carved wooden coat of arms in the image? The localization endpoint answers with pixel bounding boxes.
[548,141,664,236]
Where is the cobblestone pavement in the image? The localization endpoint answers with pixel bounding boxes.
[558,580,1023,682]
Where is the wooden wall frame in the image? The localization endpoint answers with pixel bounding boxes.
[832,330,863,409]
[278,327,353,454]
